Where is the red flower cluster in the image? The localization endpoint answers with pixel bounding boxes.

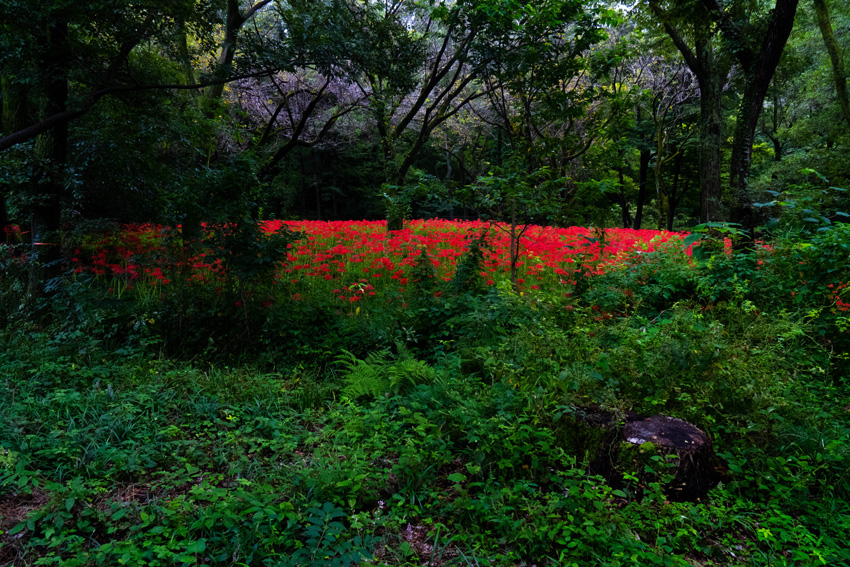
[266,219,686,289]
[828,283,849,312]
[70,219,692,302]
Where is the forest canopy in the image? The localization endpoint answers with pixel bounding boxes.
[2,0,848,244]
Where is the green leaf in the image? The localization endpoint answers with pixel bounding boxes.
[447,473,467,483]
[185,539,206,554]
[682,233,703,247]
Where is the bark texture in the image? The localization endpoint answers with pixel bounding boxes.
[702,0,800,231]
[814,0,850,128]
[30,18,70,293]
[651,1,725,224]
[632,149,651,229]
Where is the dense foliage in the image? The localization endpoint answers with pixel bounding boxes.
[2,0,850,565]
[1,216,849,565]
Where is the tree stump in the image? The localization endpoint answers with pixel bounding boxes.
[558,409,717,502]
[619,415,716,502]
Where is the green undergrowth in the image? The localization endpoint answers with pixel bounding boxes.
[1,228,850,565]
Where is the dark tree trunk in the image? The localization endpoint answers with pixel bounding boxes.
[175,18,196,87]
[372,101,405,231]
[1,77,28,239]
[655,133,669,231]
[30,19,69,294]
[0,188,9,242]
[445,146,455,220]
[633,149,651,229]
[696,36,724,223]
[207,0,242,100]
[814,0,850,128]
[769,134,782,161]
[315,185,322,220]
[706,0,800,232]
[728,90,758,229]
[331,183,338,219]
[206,0,271,100]
[765,91,784,161]
[652,3,726,224]
[617,167,632,228]
[668,150,684,231]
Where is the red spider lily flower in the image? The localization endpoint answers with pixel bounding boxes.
[74,219,693,307]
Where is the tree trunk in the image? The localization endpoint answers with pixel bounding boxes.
[373,100,405,231]
[668,150,684,231]
[696,39,724,224]
[30,19,69,295]
[176,19,197,86]
[208,0,245,100]
[617,167,632,228]
[652,5,726,225]
[315,184,322,220]
[509,199,518,285]
[814,0,850,128]
[633,149,651,229]
[716,0,800,232]
[728,89,758,229]
[768,133,782,161]
[655,128,670,231]
[766,91,783,161]
[2,77,28,239]
[206,1,272,99]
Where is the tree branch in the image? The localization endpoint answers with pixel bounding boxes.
[699,0,755,68]
[243,0,273,21]
[647,1,703,77]
[0,71,275,153]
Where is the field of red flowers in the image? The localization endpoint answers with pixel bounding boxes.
[71,219,689,300]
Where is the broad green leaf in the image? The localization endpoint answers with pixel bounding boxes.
[682,233,703,247]
[185,539,206,554]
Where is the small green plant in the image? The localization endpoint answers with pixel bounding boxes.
[337,346,435,399]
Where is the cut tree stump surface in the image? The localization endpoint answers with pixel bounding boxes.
[620,414,715,502]
[623,415,709,449]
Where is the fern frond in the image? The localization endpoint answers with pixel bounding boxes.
[338,347,435,399]
[388,358,435,393]
[340,348,391,399]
